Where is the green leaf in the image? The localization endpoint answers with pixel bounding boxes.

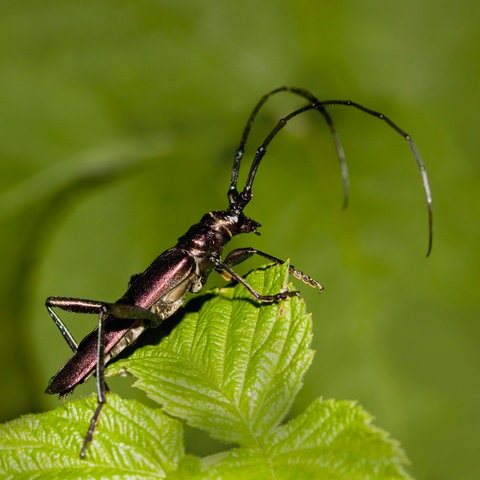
[0,394,184,479]
[200,399,411,480]
[1,264,411,479]
[109,263,314,446]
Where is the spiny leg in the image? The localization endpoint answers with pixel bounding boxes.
[45,297,162,353]
[77,302,163,457]
[80,307,107,459]
[45,299,110,458]
[211,256,299,302]
[46,297,164,457]
[46,297,163,327]
[223,247,323,292]
[46,300,79,353]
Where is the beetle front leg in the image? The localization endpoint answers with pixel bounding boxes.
[211,256,299,302]
[222,247,324,292]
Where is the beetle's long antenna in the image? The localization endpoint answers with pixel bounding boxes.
[229,87,350,209]
[234,89,433,256]
[314,99,433,256]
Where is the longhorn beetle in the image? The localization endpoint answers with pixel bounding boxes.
[45,86,433,458]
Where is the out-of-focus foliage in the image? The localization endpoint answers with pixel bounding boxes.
[0,1,477,479]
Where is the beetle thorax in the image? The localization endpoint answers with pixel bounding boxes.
[176,210,260,256]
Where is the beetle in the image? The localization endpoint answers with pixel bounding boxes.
[45,86,433,457]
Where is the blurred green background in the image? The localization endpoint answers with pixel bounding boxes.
[0,1,478,478]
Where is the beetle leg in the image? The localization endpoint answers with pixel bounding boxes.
[211,256,299,302]
[223,247,324,292]
[80,306,107,458]
[46,297,163,329]
[45,297,165,458]
[46,303,79,353]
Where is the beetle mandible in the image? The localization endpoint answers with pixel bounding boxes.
[45,86,433,457]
